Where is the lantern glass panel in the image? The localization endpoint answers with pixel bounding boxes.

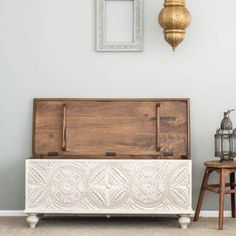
[230,130,236,157]
[222,133,230,156]
[215,134,221,156]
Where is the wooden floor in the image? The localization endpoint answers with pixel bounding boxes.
[0,217,236,236]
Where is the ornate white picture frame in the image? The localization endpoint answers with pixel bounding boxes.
[96,0,143,52]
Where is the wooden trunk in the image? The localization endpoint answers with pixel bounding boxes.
[25,98,192,229]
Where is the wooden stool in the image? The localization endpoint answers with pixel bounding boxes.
[194,161,236,230]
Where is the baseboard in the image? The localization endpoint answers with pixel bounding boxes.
[199,211,231,217]
[0,210,232,217]
[0,211,26,216]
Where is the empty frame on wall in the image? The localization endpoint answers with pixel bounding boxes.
[96,0,143,52]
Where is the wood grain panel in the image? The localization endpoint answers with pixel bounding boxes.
[159,101,188,157]
[66,102,156,155]
[32,99,190,159]
[34,101,63,155]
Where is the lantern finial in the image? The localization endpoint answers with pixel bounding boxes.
[220,109,235,130]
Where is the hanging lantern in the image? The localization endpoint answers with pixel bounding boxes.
[215,110,236,161]
[158,0,191,51]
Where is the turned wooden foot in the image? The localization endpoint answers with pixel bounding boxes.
[26,214,39,228]
[178,215,190,229]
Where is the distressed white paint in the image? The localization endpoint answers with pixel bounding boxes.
[25,159,192,228]
[96,0,143,51]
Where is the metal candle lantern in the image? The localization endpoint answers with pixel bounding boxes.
[215,110,236,161]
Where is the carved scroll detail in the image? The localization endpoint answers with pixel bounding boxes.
[26,160,192,213]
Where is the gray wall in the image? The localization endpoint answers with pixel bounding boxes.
[1,0,236,211]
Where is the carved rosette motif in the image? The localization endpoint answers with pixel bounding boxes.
[50,165,86,208]
[26,160,191,213]
[131,165,165,208]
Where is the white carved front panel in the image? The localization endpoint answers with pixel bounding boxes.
[25,160,192,214]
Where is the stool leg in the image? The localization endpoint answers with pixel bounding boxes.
[194,167,210,222]
[230,172,236,218]
[219,169,226,230]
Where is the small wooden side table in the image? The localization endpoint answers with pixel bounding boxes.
[194,161,236,230]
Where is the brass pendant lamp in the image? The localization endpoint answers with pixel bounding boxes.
[158,0,191,51]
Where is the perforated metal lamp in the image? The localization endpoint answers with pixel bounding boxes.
[215,109,236,161]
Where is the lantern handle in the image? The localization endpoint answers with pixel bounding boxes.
[225,109,235,117]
